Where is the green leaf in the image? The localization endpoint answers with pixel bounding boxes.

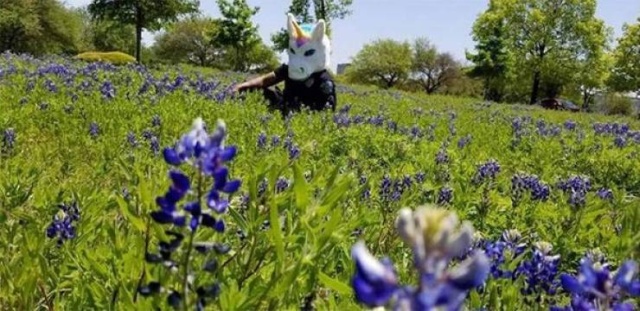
[292,162,310,211]
[114,195,145,232]
[269,202,285,267]
[320,174,353,210]
[318,272,351,296]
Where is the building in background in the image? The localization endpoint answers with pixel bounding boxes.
[336,63,351,75]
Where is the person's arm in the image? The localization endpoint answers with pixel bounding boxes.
[236,72,282,92]
[235,65,287,93]
[318,79,337,111]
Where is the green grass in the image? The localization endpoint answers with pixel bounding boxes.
[1,53,639,310]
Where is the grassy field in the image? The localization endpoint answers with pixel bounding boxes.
[1,52,640,310]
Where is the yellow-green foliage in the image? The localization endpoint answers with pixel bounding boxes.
[604,93,633,116]
[75,51,136,65]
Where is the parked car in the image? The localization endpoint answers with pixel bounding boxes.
[540,98,580,112]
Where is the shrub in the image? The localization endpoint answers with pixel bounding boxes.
[603,93,633,116]
[74,51,136,65]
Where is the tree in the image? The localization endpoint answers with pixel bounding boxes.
[154,17,223,67]
[88,0,199,62]
[213,0,261,71]
[609,18,640,93]
[244,42,280,73]
[411,38,461,94]
[0,0,84,55]
[271,0,353,51]
[74,7,136,54]
[472,0,609,104]
[345,39,412,89]
[466,2,510,102]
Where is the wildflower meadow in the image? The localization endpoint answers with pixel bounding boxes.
[2,52,640,310]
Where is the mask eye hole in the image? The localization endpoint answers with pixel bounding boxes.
[289,48,296,54]
[304,49,316,57]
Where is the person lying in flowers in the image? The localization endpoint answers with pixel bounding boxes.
[231,14,337,117]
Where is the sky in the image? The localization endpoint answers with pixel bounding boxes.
[65,0,640,71]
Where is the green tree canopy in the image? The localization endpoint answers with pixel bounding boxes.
[608,18,640,93]
[345,38,413,89]
[88,0,199,62]
[470,0,610,104]
[74,7,136,55]
[411,38,462,94]
[153,16,223,67]
[213,0,262,71]
[0,0,84,55]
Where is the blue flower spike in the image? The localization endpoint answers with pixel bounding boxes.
[351,205,490,310]
[554,256,640,310]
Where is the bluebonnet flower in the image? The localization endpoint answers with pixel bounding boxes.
[597,188,614,201]
[387,121,397,132]
[152,114,162,127]
[288,144,300,160]
[511,173,550,202]
[414,172,425,184]
[402,175,413,188]
[38,102,49,110]
[275,177,290,193]
[150,136,160,156]
[122,187,132,201]
[457,134,472,149]
[436,149,449,165]
[142,129,154,141]
[351,206,490,310]
[46,201,80,246]
[437,186,453,205]
[127,132,138,148]
[557,175,591,208]
[101,81,115,99]
[89,122,100,139]
[564,120,577,130]
[141,118,240,308]
[271,135,281,147]
[257,132,267,149]
[553,258,640,311]
[515,241,561,295]
[614,135,627,148]
[483,229,527,279]
[472,159,501,185]
[2,128,15,151]
[410,125,422,139]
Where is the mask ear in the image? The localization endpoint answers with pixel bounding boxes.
[311,19,326,42]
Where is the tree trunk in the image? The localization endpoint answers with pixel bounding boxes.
[319,0,326,20]
[529,70,541,105]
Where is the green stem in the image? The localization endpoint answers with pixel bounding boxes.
[181,173,202,310]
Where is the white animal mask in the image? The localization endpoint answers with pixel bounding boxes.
[286,13,331,81]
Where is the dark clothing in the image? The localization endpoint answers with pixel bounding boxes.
[267,63,337,115]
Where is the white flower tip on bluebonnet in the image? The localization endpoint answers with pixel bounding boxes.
[396,208,417,245]
[502,229,522,243]
[534,241,554,255]
[352,241,395,283]
[192,117,205,130]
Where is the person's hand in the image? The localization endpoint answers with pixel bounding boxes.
[231,83,247,94]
